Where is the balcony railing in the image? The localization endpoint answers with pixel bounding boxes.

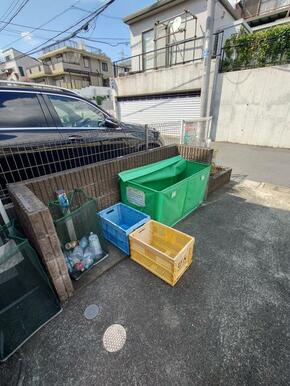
[27,63,51,77]
[243,0,290,18]
[220,31,290,72]
[41,39,104,56]
[113,33,223,77]
[113,36,207,77]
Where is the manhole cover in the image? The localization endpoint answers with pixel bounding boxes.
[103,324,126,352]
[84,304,100,320]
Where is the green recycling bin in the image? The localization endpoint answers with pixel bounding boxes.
[119,155,210,226]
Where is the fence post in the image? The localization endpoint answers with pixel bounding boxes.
[219,48,224,72]
[180,120,185,145]
[145,124,149,151]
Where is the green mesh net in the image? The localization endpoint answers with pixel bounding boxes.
[0,221,61,362]
[48,189,108,280]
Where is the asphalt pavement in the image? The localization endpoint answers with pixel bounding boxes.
[1,179,290,386]
[212,142,290,187]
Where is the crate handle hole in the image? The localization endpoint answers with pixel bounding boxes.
[106,209,114,214]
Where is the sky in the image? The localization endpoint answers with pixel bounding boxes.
[0,0,155,61]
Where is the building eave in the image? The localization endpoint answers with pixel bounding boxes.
[39,47,110,61]
[123,0,239,25]
[123,0,186,25]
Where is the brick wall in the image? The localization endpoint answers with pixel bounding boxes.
[9,184,73,302]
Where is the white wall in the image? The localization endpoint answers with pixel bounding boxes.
[128,0,236,71]
[73,86,112,98]
[212,64,290,148]
[115,60,204,96]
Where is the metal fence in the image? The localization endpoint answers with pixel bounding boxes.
[242,0,290,18]
[0,120,212,205]
[148,117,212,147]
[113,32,224,77]
[220,32,290,73]
[114,36,205,77]
[0,129,150,205]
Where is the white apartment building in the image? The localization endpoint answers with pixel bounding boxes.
[0,48,39,81]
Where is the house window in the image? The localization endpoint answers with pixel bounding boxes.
[18,66,25,76]
[5,55,11,61]
[103,78,109,87]
[55,54,63,63]
[102,62,108,72]
[44,58,52,65]
[142,29,154,70]
[83,56,90,68]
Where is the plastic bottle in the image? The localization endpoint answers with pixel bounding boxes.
[71,246,83,262]
[88,232,103,258]
[82,247,95,269]
[79,236,88,250]
[64,251,73,273]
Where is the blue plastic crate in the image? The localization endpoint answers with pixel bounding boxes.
[98,203,150,255]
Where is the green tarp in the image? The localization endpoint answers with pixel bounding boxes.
[119,156,210,226]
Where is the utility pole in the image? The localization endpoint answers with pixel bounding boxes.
[200,0,216,119]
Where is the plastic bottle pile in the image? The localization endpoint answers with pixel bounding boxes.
[64,232,103,275]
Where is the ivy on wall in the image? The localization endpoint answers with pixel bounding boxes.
[94,95,107,105]
[222,25,290,72]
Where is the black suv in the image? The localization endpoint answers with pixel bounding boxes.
[0,82,163,202]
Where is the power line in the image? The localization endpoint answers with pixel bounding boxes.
[32,0,117,55]
[0,20,62,32]
[1,30,60,43]
[101,13,122,20]
[0,0,30,33]
[1,31,127,48]
[9,0,117,61]
[2,26,129,41]
[1,23,129,40]
[0,0,22,21]
[78,36,129,47]
[72,5,122,20]
[2,0,82,49]
[0,0,18,21]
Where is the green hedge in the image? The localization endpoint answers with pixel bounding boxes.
[222,25,290,72]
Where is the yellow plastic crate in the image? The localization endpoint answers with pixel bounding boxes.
[129,220,194,286]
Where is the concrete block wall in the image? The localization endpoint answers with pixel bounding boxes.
[212,64,290,148]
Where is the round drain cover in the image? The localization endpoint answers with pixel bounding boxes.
[84,304,100,320]
[103,324,126,352]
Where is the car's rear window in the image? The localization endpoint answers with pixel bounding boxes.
[0,92,47,128]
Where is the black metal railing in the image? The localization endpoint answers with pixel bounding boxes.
[113,33,224,77]
[0,119,210,205]
[220,32,290,72]
[0,125,170,205]
[113,36,206,77]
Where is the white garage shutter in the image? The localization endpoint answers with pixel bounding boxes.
[118,93,201,124]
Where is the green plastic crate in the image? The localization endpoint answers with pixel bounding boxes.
[119,155,210,226]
